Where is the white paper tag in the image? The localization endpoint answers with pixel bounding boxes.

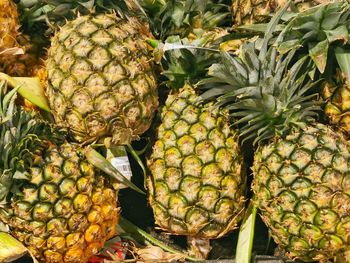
[110,156,132,186]
[106,146,133,189]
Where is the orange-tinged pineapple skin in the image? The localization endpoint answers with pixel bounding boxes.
[0,143,119,263]
[323,70,350,135]
[231,0,330,26]
[0,0,19,51]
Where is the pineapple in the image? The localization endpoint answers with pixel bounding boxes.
[0,0,19,53]
[45,13,158,145]
[0,0,47,79]
[145,1,246,259]
[147,84,246,256]
[252,123,350,261]
[0,80,119,262]
[231,0,329,26]
[203,4,350,260]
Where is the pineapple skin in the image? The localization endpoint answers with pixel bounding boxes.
[323,71,350,135]
[0,142,119,263]
[231,0,329,26]
[147,85,246,239]
[0,35,46,78]
[0,0,45,78]
[46,13,158,145]
[252,123,350,261]
[0,0,19,51]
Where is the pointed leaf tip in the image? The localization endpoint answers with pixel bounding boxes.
[0,73,50,112]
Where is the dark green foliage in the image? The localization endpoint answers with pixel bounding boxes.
[17,0,136,37]
[200,2,322,145]
[140,0,231,40]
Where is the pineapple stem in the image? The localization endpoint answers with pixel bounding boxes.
[187,236,211,260]
[119,217,202,261]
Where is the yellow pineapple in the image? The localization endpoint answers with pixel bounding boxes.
[0,80,119,262]
[0,0,46,80]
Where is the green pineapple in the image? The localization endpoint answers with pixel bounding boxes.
[45,12,158,145]
[252,123,350,261]
[202,4,350,260]
[143,1,247,259]
[0,81,119,262]
[147,84,246,258]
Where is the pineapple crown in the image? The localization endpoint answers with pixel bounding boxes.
[240,1,350,74]
[140,0,230,41]
[278,0,350,74]
[0,81,64,202]
[201,1,321,145]
[156,35,225,89]
[18,0,145,37]
[145,0,233,90]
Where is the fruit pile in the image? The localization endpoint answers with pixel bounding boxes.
[1,0,350,262]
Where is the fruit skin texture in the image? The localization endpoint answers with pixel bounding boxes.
[231,0,328,25]
[0,142,119,263]
[323,70,350,135]
[0,0,19,52]
[46,13,158,145]
[0,0,45,78]
[147,85,246,239]
[252,123,350,262]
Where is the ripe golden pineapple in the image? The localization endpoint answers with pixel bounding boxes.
[231,0,328,25]
[0,0,19,52]
[147,85,246,240]
[1,34,46,77]
[0,81,119,263]
[0,0,47,79]
[46,13,158,145]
